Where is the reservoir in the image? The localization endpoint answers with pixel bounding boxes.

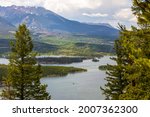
[0,56,115,100]
[41,56,115,100]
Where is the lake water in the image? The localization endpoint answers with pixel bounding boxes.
[41,56,115,100]
[0,58,9,65]
[0,56,115,100]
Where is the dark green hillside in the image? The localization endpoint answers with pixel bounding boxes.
[39,35,114,56]
[0,39,11,54]
[0,39,58,54]
[33,41,58,53]
[0,35,114,57]
[75,43,114,53]
[0,17,15,33]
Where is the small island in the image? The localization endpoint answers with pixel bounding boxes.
[99,65,107,70]
[92,58,99,62]
[36,56,86,64]
[41,66,87,77]
[0,64,87,87]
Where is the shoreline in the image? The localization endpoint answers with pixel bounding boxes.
[0,65,87,87]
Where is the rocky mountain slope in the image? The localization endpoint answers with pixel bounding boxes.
[0,5,119,39]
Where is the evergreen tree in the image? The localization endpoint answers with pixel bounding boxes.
[102,0,150,99]
[119,0,150,99]
[1,24,50,100]
[119,27,150,99]
[100,25,128,100]
[132,0,150,58]
[132,0,150,27]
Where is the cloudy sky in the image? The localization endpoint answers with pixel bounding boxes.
[0,0,137,28]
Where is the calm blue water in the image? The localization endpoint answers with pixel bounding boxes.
[41,56,115,100]
[0,58,9,65]
[0,56,115,100]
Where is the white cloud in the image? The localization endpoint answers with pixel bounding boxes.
[111,0,130,6]
[114,8,137,22]
[83,13,108,17]
[0,0,44,6]
[129,17,137,22]
[114,8,132,19]
[102,0,131,8]
[43,0,102,13]
[0,0,102,13]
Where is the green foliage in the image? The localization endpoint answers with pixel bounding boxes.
[39,36,114,57]
[0,34,114,57]
[120,58,150,99]
[102,25,150,100]
[102,0,150,100]
[118,27,150,99]
[1,24,50,100]
[0,64,7,86]
[132,0,150,27]
[100,31,128,100]
[98,65,108,70]
[0,39,58,55]
[42,66,87,77]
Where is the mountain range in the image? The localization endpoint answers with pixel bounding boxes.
[0,16,15,34]
[0,5,119,39]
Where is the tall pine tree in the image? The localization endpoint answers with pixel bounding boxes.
[100,25,129,100]
[120,30,150,98]
[2,24,50,100]
[119,0,150,99]
[101,0,150,100]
